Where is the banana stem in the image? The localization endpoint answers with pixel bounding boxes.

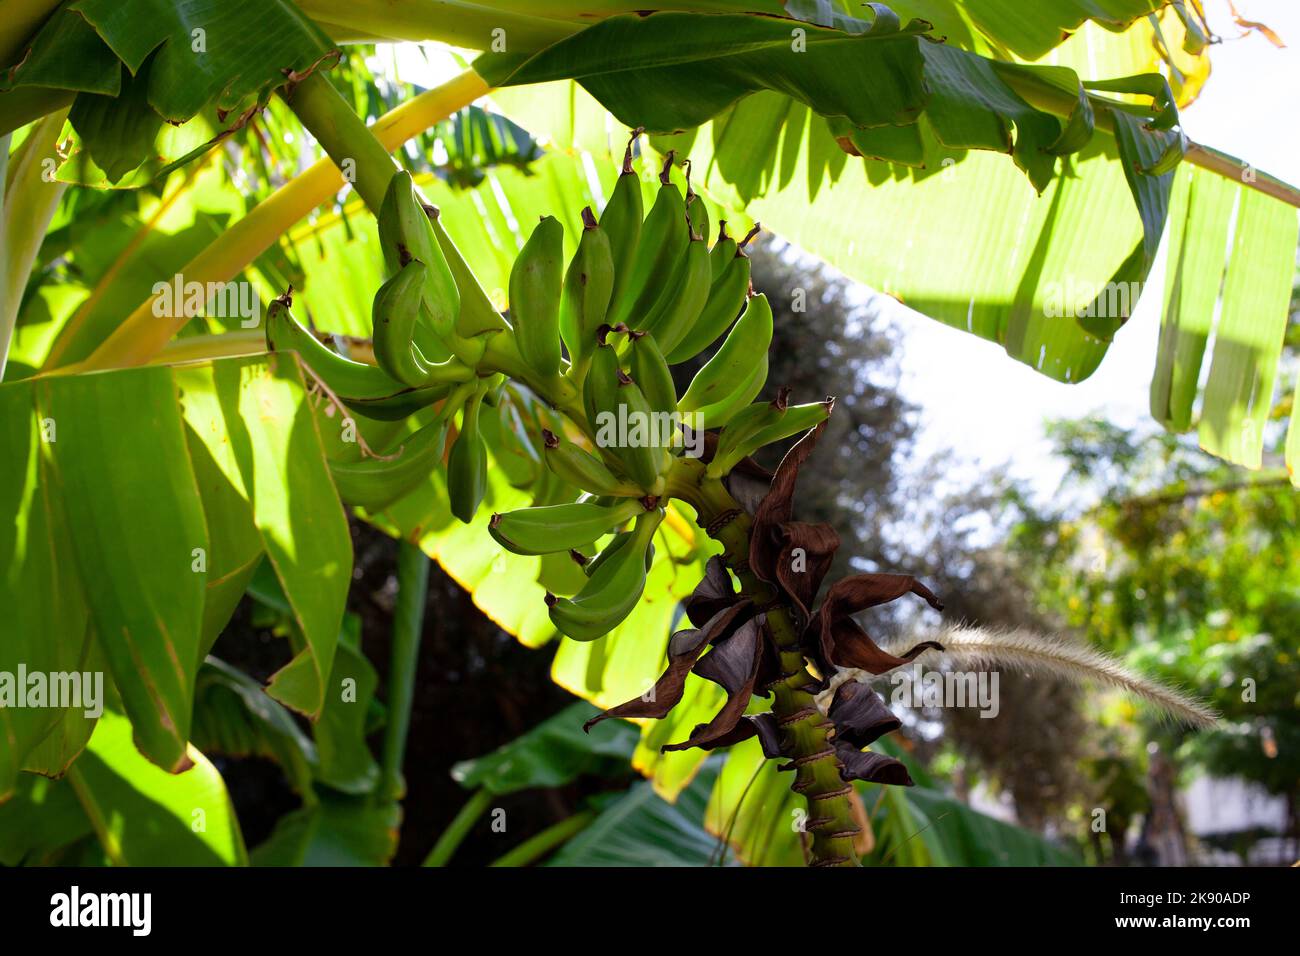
[280,69,396,217]
[422,786,493,867]
[488,809,596,867]
[683,469,863,867]
[378,540,430,803]
[57,69,490,374]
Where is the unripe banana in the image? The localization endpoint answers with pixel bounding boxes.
[609,152,687,327]
[372,259,433,387]
[378,171,460,347]
[581,527,655,578]
[665,242,753,364]
[447,386,489,523]
[428,206,508,342]
[510,215,565,380]
[580,529,633,579]
[710,391,790,474]
[265,291,462,420]
[329,404,458,511]
[586,342,665,494]
[706,390,833,477]
[685,170,709,251]
[542,428,642,497]
[600,137,644,308]
[640,231,712,356]
[547,508,664,641]
[742,396,834,456]
[620,370,673,486]
[709,221,738,283]
[559,207,615,375]
[692,351,768,430]
[678,294,774,413]
[489,496,645,555]
[626,333,678,419]
[341,384,458,422]
[267,292,405,398]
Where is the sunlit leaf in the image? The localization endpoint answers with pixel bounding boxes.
[68,710,247,866]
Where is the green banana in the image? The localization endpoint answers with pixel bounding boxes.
[678,293,774,413]
[559,207,615,374]
[378,171,461,347]
[709,221,738,283]
[691,351,768,431]
[586,342,665,494]
[371,259,466,388]
[665,240,753,364]
[339,385,456,422]
[600,137,644,309]
[267,293,405,397]
[542,428,642,497]
[710,392,790,474]
[581,527,655,578]
[447,386,489,523]
[627,332,680,460]
[547,508,664,641]
[627,332,678,419]
[489,497,645,556]
[685,168,709,249]
[639,231,712,356]
[265,292,459,420]
[579,529,633,579]
[609,152,687,327]
[509,215,565,380]
[329,404,457,511]
[706,390,834,478]
[429,207,508,343]
[745,397,833,452]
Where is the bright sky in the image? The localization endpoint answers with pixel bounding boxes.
[890,0,1300,498]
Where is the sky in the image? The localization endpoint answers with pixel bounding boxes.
[888,1,1300,498]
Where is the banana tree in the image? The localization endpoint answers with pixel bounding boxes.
[0,0,1295,867]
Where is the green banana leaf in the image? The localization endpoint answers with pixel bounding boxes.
[291,0,1188,66]
[0,773,95,866]
[67,709,248,866]
[547,759,739,867]
[191,655,320,798]
[251,794,400,866]
[451,701,639,796]
[899,785,1082,866]
[1,0,336,175]
[0,351,352,794]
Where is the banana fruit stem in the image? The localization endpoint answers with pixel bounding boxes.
[281,70,398,218]
[685,471,863,867]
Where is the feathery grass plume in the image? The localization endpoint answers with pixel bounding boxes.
[876,624,1219,729]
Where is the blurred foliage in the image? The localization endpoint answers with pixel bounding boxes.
[999,289,1300,856]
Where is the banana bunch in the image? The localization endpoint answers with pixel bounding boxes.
[263,143,835,644]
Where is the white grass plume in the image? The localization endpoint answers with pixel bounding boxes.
[872,623,1219,729]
